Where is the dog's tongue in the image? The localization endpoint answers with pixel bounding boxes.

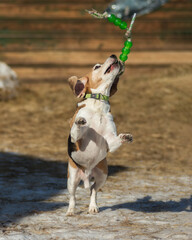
[105,61,118,74]
[110,64,116,71]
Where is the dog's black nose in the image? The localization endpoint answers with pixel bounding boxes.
[110,54,117,59]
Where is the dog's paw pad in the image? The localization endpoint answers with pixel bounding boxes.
[120,133,133,143]
[75,117,87,126]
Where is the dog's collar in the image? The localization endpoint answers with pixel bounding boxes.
[84,93,109,101]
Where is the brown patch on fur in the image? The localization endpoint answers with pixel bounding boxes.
[67,157,85,178]
[86,71,103,91]
[69,157,78,169]
[68,104,86,177]
[67,157,77,178]
[85,71,119,97]
[96,158,108,175]
[68,70,119,97]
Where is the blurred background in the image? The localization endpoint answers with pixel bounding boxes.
[0,0,192,235]
[0,0,191,82]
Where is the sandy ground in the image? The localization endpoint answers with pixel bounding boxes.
[0,63,192,239]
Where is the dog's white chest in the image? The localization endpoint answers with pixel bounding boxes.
[69,98,119,172]
[71,110,108,169]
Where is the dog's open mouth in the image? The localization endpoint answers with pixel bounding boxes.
[104,60,119,74]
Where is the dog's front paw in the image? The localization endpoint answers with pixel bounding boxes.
[75,117,87,126]
[119,133,133,143]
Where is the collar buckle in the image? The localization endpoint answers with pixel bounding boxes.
[91,93,96,99]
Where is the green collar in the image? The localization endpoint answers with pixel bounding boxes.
[84,93,109,101]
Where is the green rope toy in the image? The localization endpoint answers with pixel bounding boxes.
[86,9,136,63]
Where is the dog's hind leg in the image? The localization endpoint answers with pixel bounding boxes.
[89,158,108,214]
[66,158,81,216]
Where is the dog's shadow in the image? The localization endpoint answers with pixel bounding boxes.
[0,151,128,226]
[0,152,68,225]
[100,195,192,213]
[0,152,191,227]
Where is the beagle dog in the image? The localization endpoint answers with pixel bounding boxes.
[67,55,132,215]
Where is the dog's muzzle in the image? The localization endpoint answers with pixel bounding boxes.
[110,55,125,76]
[104,55,120,75]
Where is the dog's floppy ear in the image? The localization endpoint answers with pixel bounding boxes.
[68,76,88,98]
[68,76,78,92]
[110,77,119,97]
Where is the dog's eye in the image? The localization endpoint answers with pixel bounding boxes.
[94,64,101,70]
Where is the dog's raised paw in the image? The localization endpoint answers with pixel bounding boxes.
[75,117,87,126]
[119,133,133,143]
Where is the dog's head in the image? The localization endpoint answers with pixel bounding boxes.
[68,55,124,98]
